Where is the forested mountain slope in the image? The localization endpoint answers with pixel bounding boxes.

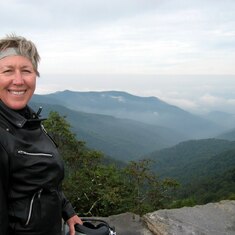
[30,102,185,161]
[143,138,235,184]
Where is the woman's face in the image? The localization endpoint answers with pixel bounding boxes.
[0,55,36,110]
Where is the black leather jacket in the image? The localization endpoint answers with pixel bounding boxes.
[0,101,76,235]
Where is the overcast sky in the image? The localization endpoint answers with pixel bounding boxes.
[1,0,235,114]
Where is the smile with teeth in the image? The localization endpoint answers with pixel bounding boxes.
[9,90,26,95]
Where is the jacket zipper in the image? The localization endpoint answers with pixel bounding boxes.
[25,189,43,226]
[17,150,53,157]
[41,124,58,147]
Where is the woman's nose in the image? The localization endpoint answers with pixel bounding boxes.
[13,71,24,85]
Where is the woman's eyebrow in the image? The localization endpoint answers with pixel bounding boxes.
[0,65,13,68]
[0,65,13,70]
[0,65,32,70]
[22,65,32,68]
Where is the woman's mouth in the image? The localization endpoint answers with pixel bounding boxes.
[8,90,26,95]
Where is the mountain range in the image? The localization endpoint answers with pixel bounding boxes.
[31,90,235,204]
[30,102,185,161]
[30,90,235,161]
[32,90,227,139]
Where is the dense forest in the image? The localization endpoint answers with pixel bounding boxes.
[171,166,235,208]
[43,111,235,216]
[43,111,178,216]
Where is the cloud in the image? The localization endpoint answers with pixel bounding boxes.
[227,99,235,105]
[0,0,163,31]
[199,94,222,105]
[162,98,199,111]
[1,0,235,75]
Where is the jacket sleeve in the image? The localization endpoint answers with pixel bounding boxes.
[60,191,77,222]
[0,144,9,235]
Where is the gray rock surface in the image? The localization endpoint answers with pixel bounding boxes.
[62,200,235,235]
[105,212,154,235]
[143,200,235,235]
[62,212,153,235]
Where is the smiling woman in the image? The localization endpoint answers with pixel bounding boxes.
[0,34,82,235]
[0,55,36,110]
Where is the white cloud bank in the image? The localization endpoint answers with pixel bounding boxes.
[1,0,235,75]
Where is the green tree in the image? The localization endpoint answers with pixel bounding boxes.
[43,111,179,216]
[43,111,130,216]
[43,111,85,169]
[124,159,179,215]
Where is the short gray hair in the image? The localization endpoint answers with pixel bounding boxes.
[0,34,40,76]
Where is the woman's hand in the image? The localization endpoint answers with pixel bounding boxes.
[67,215,83,235]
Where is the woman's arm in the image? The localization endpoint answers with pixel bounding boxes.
[60,191,83,235]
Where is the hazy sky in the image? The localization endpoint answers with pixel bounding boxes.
[1,0,235,114]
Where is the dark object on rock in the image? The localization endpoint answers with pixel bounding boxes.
[64,218,116,235]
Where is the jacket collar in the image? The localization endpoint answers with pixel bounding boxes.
[0,100,43,128]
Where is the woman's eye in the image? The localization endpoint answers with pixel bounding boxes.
[3,70,13,74]
[22,70,32,74]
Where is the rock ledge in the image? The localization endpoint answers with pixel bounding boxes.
[143,200,235,235]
